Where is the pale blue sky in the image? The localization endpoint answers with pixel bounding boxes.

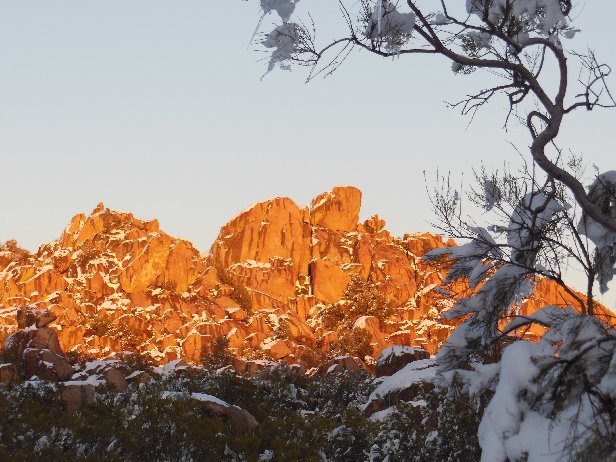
[0,1,614,305]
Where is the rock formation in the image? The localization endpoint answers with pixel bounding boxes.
[4,307,73,381]
[0,187,609,370]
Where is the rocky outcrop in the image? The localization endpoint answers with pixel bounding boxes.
[310,186,362,232]
[0,188,608,371]
[208,187,460,362]
[4,307,72,381]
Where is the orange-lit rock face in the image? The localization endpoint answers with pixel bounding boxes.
[210,188,450,313]
[310,186,362,232]
[212,197,312,272]
[0,188,607,369]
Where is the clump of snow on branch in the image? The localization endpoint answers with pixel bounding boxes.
[508,191,565,266]
[262,23,301,74]
[428,226,499,289]
[577,171,616,247]
[260,0,299,22]
[432,12,448,26]
[466,0,569,37]
[467,30,493,51]
[252,0,302,74]
[364,1,415,52]
[461,0,578,56]
[483,179,501,211]
[578,171,616,293]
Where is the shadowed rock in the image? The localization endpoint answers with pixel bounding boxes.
[376,346,430,377]
[4,307,72,381]
[62,383,96,412]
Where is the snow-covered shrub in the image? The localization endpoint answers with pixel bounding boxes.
[371,377,485,462]
[424,165,616,460]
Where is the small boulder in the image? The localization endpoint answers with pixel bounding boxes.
[230,358,278,375]
[16,306,57,329]
[4,322,71,381]
[0,363,18,386]
[103,367,128,391]
[262,339,292,360]
[28,327,64,356]
[62,383,96,412]
[221,404,259,434]
[16,306,37,329]
[288,363,306,376]
[198,398,258,434]
[22,348,73,381]
[126,370,151,384]
[225,307,248,321]
[363,358,437,416]
[317,355,363,377]
[35,310,57,328]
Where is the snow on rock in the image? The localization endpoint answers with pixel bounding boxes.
[363,358,437,415]
[316,355,364,377]
[369,358,437,401]
[162,390,259,433]
[153,359,191,376]
[376,345,430,377]
[162,391,229,407]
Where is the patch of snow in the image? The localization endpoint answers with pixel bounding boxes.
[368,407,397,422]
[364,358,437,409]
[162,391,229,407]
[243,260,272,269]
[377,346,422,366]
[258,449,275,461]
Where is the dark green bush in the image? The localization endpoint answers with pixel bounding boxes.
[0,359,481,462]
[201,336,233,370]
[332,327,374,359]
